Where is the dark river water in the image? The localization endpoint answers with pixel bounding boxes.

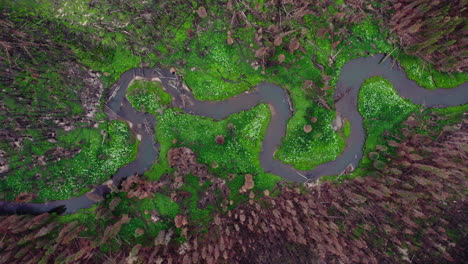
[1,54,467,215]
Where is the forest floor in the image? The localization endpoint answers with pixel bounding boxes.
[0,0,466,263]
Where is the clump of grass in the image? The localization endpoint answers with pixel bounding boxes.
[127,80,172,116]
[343,120,351,138]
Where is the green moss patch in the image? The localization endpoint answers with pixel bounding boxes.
[396,53,468,89]
[0,121,138,201]
[170,30,263,101]
[275,101,345,170]
[358,76,417,167]
[127,80,172,116]
[146,104,274,181]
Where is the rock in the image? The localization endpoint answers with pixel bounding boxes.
[332,112,344,131]
[0,164,9,174]
[289,38,300,53]
[151,210,161,223]
[154,230,165,246]
[227,35,234,45]
[239,214,246,222]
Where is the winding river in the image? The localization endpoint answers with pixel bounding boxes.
[1,54,467,215]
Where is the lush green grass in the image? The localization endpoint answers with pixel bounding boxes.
[274,99,345,169]
[0,121,138,201]
[166,29,263,101]
[127,80,172,116]
[358,76,417,168]
[147,104,276,184]
[395,53,468,89]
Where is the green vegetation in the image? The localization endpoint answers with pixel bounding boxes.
[357,76,417,169]
[343,120,351,138]
[150,104,277,185]
[127,80,172,115]
[0,121,138,201]
[8,0,464,178]
[178,174,214,225]
[170,30,263,101]
[2,0,465,202]
[323,81,468,183]
[57,191,181,248]
[275,102,345,169]
[1,1,467,262]
[418,104,468,137]
[395,53,468,89]
[115,192,180,245]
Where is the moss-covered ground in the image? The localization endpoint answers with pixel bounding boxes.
[0,121,138,201]
[127,80,172,116]
[357,76,417,170]
[395,53,468,89]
